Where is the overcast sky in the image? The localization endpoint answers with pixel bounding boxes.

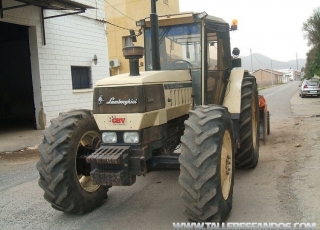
[179,0,319,63]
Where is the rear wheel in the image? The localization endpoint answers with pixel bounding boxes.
[267,111,270,135]
[179,105,235,222]
[236,75,259,168]
[36,110,109,213]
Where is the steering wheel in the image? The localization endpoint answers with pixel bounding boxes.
[171,59,193,69]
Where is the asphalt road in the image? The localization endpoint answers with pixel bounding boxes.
[228,81,302,222]
[1,81,319,229]
[260,82,300,123]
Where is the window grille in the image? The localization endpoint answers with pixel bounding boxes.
[71,66,92,89]
[123,36,133,47]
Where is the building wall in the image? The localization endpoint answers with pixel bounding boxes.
[1,0,109,128]
[106,0,180,76]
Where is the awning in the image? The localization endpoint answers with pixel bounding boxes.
[0,0,97,45]
[15,0,94,10]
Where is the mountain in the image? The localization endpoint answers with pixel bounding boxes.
[240,53,306,71]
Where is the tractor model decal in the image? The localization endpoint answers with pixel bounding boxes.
[164,82,192,89]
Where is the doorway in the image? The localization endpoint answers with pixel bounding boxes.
[0,22,36,130]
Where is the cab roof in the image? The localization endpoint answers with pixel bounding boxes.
[144,12,227,27]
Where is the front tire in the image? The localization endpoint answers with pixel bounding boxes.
[179,105,235,222]
[36,110,109,213]
[236,75,260,168]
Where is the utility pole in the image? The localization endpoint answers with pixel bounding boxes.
[250,48,253,74]
[296,53,298,81]
[270,59,273,86]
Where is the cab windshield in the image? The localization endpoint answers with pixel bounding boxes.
[144,23,201,71]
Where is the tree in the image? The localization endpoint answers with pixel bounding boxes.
[302,7,320,47]
[305,47,320,78]
[302,7,320,78]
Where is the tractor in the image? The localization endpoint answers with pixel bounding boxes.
[37,1,263,222]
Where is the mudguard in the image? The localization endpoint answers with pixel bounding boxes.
[222,69,244,114]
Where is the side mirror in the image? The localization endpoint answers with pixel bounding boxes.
[298,84,301,87]
[232,47,240,56]
[232,58,241,68]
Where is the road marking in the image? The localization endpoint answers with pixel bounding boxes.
[263,83,297,98]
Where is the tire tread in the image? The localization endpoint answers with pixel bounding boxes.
[36,109,108,213]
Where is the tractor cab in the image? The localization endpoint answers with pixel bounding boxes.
[141,12,237,106]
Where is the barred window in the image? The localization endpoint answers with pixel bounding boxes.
[71,66,92,89]
[123,36,133,47]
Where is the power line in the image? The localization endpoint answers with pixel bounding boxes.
[51,7,139,33]
[253,53,263,65]
[102,19,132,31]
[96,18,140,32]
[104,0,137,22]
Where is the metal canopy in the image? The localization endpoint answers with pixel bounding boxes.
[15,0,94,10]
[0,0,96,45]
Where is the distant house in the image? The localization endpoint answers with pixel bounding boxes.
[0,0,109,129]
[252,69,287,87]
[277,69,301,81]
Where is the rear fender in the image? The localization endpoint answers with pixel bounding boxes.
[222,69,244,114]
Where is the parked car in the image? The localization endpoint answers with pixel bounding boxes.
[299,79,320,98]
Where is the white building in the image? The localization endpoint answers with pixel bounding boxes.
[277,68,301,81]
[0,0,109,130]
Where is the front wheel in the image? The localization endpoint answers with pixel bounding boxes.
[36,110,109,213]
[179,105,235,222]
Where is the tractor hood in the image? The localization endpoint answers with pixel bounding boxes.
[95,70,191,87]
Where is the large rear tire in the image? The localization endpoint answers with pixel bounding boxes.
[179,105,235,222]
[267,111,270,135]
[236,75,260,168]
[36,110,109,213]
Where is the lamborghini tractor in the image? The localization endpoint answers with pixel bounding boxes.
[37,2,267,222]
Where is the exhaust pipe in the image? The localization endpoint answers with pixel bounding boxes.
[122,46,144,76]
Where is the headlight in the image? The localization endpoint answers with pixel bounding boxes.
[123,132,139,143]
[102,132,117,143]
